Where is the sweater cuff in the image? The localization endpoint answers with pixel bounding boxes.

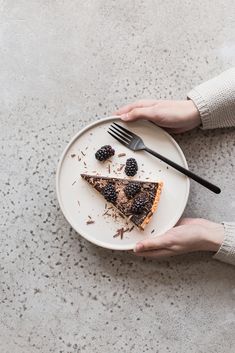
[187,89,212,130]
[213,222,235,266]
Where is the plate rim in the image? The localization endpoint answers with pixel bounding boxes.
[56,116,190,250]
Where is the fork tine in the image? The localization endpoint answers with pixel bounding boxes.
[111,123,132,140]
[108,131,128,147]
[109,127,131,143]
[113,122,135,136]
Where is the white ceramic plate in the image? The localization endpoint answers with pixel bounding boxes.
[56,117,190,250]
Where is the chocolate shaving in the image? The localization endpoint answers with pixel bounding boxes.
[71,154,76,158]
[78,155,81,161]
[81,151,85,156]
[118,153,126,157]
[86,220,95,225]
[118,164,125,171]
[102,210,111,216]
[151,229,155,234]
[113,227,129,239]
[77,200,80,206]
[72,180,77,186]
[129,225,134,232]
[83,161,87,167]
[108,164,111,174]
[113,232,120,238]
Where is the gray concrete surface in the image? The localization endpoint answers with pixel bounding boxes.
[1,1,235,352]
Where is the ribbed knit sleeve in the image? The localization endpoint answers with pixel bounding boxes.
[213,223,235,266]
[187,68,235,129]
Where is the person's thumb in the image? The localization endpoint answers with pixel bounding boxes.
[120,106,156,122]
[134,233,169,252]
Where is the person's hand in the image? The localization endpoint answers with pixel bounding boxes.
[114,99,201,133]
[134,218,224,258]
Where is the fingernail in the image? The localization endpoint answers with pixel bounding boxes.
[134,243,143,253]
[120,113,129,121]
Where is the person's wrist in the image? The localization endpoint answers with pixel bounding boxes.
[203,224,225,252]
[186,100,201,127]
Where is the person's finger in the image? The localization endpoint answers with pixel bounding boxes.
[114,100,157,116]
[134,234,170,252]
[134,249,175,258]
[120,106,158,121]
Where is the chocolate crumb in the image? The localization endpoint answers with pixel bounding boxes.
[72,180,77,186]
[78,155,81,161]
[118,153,126,157]
[166,166,169,169]
[86,220,95,225]
[85,146,88,150]
[71,154,76,158]
[88,215,92,219]
[105,203,107,209]
[151,229,155,234]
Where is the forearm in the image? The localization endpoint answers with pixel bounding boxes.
[187,68,235,129]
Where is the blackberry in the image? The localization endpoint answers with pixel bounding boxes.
[131,193,147,214]
[124,182,141,198]
[95,145,115,161]
[102,183,117,202]
[125,158,138,176]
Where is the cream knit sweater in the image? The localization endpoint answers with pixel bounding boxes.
[187,68,235,266]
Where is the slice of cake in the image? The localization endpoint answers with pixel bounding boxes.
[81,174,163,230]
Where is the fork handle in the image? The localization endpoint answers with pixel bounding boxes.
[145,147,221,194]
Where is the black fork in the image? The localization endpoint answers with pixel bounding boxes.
[108,122,221,194]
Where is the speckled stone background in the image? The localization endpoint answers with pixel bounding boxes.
[1,1,235,353]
